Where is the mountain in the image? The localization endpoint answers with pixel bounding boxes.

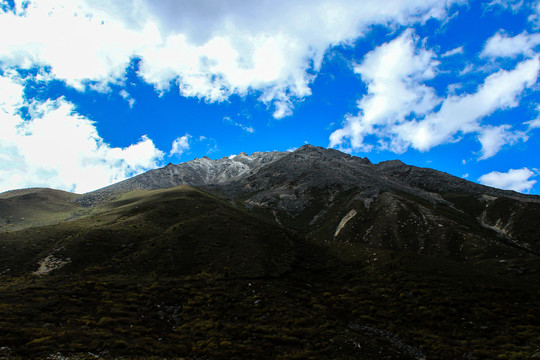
[1,145,539,359]
[78,144,540,257]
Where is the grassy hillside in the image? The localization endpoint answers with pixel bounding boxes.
[0,185,295,278]
[0,186,539,359]
[0,188,87,232]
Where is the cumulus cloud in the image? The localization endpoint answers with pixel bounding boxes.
[0,0,462,117]
[0,0,152,90]
[478,167,537,192]
[0,73,164,194]
[330,28,539,159]
[330,30,440,152]
[481,31,540,58]
[170,134,191,156]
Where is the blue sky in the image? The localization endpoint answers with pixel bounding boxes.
[0,0,539,194]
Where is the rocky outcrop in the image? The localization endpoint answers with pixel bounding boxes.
[75,150,287,206]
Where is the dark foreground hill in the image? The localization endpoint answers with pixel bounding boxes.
[0,145,540,359]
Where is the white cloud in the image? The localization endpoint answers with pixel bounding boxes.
[530,1,540,27]
[477,125,527,160]
[330,30,539,158]
[0,0,153,90]
[0,74,164,194]
[170,134,191,156]
[271,99,295,120]
[481,31,540,58]
[0,70,25,113]
[441,46,464,57]
[485,0,525,13]
[330,29,440,152]
[223,117,255,133]
[526,118,540,129]
[119,89,135,108]
[0,0,462,117]
[524,105,540,129]
[478,167,536,192]
[458,63,476,76]
[398,57,539,153]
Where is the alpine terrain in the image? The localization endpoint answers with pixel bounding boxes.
[1,145,539,359]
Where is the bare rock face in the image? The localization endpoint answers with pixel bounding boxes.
[75,150,287,206]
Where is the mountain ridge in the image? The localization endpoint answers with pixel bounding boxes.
[75,144,539,207]
[48,144,539,260]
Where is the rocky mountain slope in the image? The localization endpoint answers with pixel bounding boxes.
[78,144,535,204]
[1,145,539,359]
[77,144,540,258]
[75,150,287,206]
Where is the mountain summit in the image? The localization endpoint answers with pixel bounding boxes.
[1,145,540,359]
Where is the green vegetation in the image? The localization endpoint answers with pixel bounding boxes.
[0,186,539,359]
[0,252,539,359]
[0,188,88,232]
